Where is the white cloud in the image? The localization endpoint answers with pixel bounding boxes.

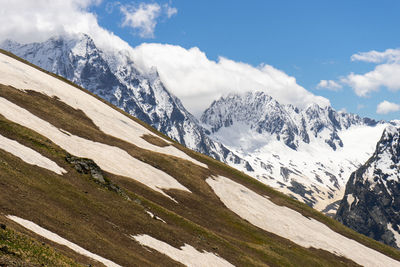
[131,43,330,115]
[0,0,329,116]
[120,3,161,38]
[120,3,177,38]
[164,4,178,18]
[343,48,400,97]
[0,0,130,51]
[351,48,400,63]
[342,63,400,97]
[316,80,342,91]
[376,100,400,114]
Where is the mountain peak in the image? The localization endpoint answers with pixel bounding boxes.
[0,34,252,176]
[201,90,386,209]
[201,90,374,151]
[336,125,400,248]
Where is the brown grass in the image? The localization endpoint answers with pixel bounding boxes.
[0,85,364,266]
[141,134,170,147]
[0,49,397,266]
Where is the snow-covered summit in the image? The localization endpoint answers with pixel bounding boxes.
[202,91,378,150]
[201,91,386,211]
[0,34,250,170]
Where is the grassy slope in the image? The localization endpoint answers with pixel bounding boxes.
[0,84,361,267]
[0,49,398,265]
[0,218,85,267]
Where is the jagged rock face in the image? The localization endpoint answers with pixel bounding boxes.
[1,34,385,212]
[201,91,376,150]
[336,126,400,248]
[201,91,384,210]
[0,34,250,170]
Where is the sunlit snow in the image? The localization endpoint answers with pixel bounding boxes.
[0,53,207,169]
[211,122,386,210]
[7,215,122,267]
[0,134,66,175]
[0,97,190,199]
[132,234,234,267]
[206,175,400,267]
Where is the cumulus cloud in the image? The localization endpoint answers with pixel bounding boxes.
[342,48,400,97]
[0,0,130,51]
[131,43,330,115]
[120,3,177,38]
[342,63,400,97]
[351,48,400,63]
[0,0,329,116]
[316,80,342,91]
[376,100,400,114]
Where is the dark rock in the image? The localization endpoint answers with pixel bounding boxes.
[336,126,400,248]
[0,224,5,230]
[65,154,130,200]
[287,180,315,207]
[65,154,106,184]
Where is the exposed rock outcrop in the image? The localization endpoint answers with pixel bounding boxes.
[336,125,400,248]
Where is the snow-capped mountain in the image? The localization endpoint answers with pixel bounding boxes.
[336,125,400,248]
[1,47,400,267]
[201,91,387,212]
[0,34,250,170]
[1,34,388,212]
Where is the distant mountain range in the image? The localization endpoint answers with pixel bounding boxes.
[201,91,387,212]
[1,34,388,212]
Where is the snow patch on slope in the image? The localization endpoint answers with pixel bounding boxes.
[0,134,66,175]
[206,175,400,267]
[132,234,234,267]
[388,224,400,248]
[0,97,190,199]
[0,53,207,169]
[7,215,122,267]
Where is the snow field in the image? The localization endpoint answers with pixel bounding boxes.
[132,234,234,267]
[206,175,400,267]
[0,134,66,175]
[0,53,207,169]
[7,215,122,267]
[0,97,190,199]
[214,123,387,211]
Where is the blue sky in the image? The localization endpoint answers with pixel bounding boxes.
[90,0,400,120]
[1,0,400,120]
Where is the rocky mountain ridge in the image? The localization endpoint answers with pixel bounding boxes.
[202,91,377,150]
[0,34,251,171]
[336,125,400,249]
[1,34,388,212]
[201,91,386,211]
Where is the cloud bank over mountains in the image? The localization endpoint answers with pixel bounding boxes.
[0,0,331,115]
[131,43,330,115]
